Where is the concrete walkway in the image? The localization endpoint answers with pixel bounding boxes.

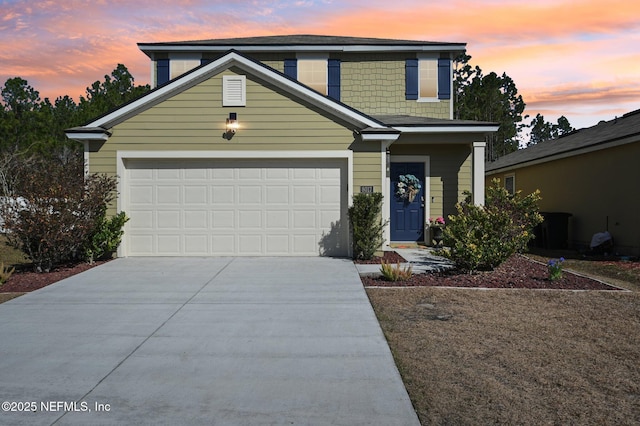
[355,246,455,276]
[0,257,419,425]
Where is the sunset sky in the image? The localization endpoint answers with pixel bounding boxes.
[1,0,638,132]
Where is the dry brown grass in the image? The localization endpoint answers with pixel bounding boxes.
[0,292,24,303]
[367,287,640,425]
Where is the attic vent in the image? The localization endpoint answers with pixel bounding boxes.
[223,75,246,106]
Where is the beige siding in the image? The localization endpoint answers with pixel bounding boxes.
[340,54,450,118]
[486,141,640,255]
[391,142,472,220]
[198,52,452,119]
[91,71,355,176]
[353,152,383,193]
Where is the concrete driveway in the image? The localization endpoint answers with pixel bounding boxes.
[0,257,419,425]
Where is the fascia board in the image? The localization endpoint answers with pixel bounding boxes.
[88,52,384,130]
[394,125,500,133]
[64,131,110,141]
[361,133,400,142]
[139,44,466,54]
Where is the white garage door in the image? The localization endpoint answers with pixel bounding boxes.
[123,159,348,256]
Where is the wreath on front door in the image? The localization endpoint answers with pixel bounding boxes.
[395,174,421,202]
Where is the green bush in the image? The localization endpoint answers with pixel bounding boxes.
[348,193,387,260]
[442,180,542,272]
[84,212,129,263]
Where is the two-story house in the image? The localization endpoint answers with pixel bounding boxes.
[66,35,497,257]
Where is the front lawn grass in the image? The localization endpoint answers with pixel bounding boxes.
[367,280,640,424]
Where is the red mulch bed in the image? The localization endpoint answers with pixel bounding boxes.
[1,261,109,293]
[362,255,622,290]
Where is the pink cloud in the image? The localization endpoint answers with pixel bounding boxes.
[0,0,638,130]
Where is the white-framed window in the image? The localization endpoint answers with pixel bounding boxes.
[419,58,438,100]
[297,55,328,95]
[169,53,201,80]
[504,174,515,195]
[170,59,200,79]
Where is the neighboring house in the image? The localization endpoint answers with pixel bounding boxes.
[486,109,640,256]
[66,35,497,257]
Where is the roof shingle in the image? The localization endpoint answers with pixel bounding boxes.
[486,109,640,172]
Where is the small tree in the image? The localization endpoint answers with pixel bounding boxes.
[348,193,387,260]
[0,154,119,272]
[443,180,543,272]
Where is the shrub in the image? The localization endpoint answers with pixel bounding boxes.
[84,212,129,263]
[442,180,543,272]
[0,154,118,272]
[380,261,413,282]
[348,193,387,260]
[0,262,15,285]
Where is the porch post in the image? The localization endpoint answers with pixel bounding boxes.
[473,142,486,206]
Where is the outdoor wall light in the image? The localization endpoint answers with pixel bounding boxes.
[223,113,238,139]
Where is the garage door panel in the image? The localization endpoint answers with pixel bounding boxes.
[239,235,262,254]
[238,168,262,180]
[320,185,340,203]
[293,168,316,179]
[266,168,289,179]
[130,185,153,204]
[125,159,348,256]
[184,186,207,204]
[293,211,316,229]
[293,187,316,204]
[211,186,234,203]
[267,235,289,254]
[184,211,207,229]
[266,186,289,204]
[238,186,261,204]
[130,235,154,255]
[158,235,181,254]
[212,211,234,229]
[157,167,180,180]
[130,210,153,229]
[184,168,207,180]
[293,234,317,254]
[212,235,234,254]
[266,210,289,229]
[320,210,341,228]
[239,210,262,229]
[157,186,180,204]
[157,211,180,229]
[185,235,208,254]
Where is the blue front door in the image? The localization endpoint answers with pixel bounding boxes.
[390,162,425,242]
